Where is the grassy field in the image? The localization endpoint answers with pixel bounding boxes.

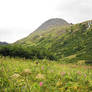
[0,57,92,92]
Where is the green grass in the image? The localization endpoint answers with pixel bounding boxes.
[0,57,92,92]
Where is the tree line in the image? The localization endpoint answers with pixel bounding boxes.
[0,45,57,60]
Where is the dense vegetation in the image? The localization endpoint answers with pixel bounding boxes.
[16,20,92,63]
[0,57,92,92]
[0,45,56,60]
[49,23,92,63]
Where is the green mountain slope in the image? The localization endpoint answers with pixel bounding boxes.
[16,19,92,63]
[16,18,69,45]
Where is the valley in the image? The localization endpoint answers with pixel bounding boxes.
[0,18,92,92]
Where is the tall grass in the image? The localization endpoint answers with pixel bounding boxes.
[0,57,92,92]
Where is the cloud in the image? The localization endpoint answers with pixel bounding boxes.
[0,28,31,43]
[58,0,92,23]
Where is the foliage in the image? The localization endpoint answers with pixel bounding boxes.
[0,57,92,92]
[16,21,92,63]
[0,45,56,60]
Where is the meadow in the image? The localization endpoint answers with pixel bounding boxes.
[0,57,92,92]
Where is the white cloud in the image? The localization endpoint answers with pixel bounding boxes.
[58,0,92,23]
[0,0,92,43]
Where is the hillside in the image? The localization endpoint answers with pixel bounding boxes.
[16,18,69,45]
[16,19,92,63]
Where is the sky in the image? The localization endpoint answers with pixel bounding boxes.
[0,0,92,43]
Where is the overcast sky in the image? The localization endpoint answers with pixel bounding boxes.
[0,0,92,43]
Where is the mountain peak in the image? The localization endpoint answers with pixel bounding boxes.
[35,18,69,31]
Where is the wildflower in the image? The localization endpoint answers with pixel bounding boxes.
[36,74,45,79]
[39,82,43,87]
[60,72,66,76]
[51,70,54,73]
[77,71,81,75]
[84,74,87,78]
[41,66,44,70]
[21,69,31,76]
[11,73,21,79]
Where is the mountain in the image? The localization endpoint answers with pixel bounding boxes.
[35,18,69,31]
[0,42,8,45]
[16,19,92,63]
[16,18,69,44]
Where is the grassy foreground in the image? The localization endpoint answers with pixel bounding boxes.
[0,57,92,92]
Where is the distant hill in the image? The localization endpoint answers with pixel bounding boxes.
[16,19,92,63]
[0,42,8,45]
